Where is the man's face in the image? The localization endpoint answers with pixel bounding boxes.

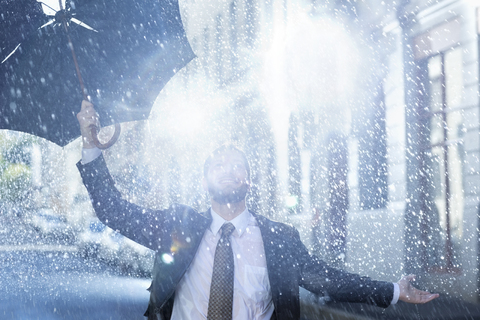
[203,149,250,205]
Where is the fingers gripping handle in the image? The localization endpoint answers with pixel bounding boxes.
[90,123,121,149]
[79,100,121,149]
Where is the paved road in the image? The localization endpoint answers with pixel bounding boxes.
[0,213,151,320]
[0,249,151,320]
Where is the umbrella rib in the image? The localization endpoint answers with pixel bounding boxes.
[1,44,21,64]
[40,20,55,29]
[70,18,98,32]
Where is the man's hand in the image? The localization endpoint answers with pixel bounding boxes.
[398,274,439,304]
[77,100,100,149]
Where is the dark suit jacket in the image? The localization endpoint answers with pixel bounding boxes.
[77,155,394,320]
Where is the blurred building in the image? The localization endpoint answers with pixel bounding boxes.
[173,0,480,303]
[376,0,479,302]
[274,0,480,303]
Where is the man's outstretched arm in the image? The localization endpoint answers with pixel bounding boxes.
[295,225,439,307]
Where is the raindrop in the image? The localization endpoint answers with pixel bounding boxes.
[9,102,17,112]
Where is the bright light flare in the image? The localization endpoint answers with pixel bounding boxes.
[285,195,298,208]
[169,103,207,137]
[161,253,174,264]
[148,70,231,145]
[283,15,360,108]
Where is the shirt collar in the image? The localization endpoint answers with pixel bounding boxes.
[210,207,250,237]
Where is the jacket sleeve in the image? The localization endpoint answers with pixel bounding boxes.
[293,228,394,308]
[76,154,181,251]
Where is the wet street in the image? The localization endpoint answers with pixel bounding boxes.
[0,249,151,320]
[0,214,151,320]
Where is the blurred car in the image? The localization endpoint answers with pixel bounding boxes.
[27,208,76,245]
[78,217,154,276]
[78,217,122,258]
[117,236,154,277]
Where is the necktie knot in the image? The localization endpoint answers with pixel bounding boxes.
[221,222,235,239]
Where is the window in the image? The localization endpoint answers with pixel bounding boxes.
[423,47,464,271]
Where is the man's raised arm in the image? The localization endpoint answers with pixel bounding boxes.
[75,100,178,251]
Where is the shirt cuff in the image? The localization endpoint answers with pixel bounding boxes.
[82,147,102,164]
[391,282,400,305]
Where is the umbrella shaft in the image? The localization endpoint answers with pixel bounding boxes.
[58,0,88,101]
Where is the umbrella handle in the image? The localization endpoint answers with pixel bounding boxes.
[90,123,121,149]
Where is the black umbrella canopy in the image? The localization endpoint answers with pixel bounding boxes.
[0,0,195,146]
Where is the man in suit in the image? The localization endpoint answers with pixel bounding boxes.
[76,100,438,320]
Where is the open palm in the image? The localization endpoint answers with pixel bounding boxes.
[398,275,439,304]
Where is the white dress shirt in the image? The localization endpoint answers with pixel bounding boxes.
[171,208,275,320]
[82,147,102,164]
